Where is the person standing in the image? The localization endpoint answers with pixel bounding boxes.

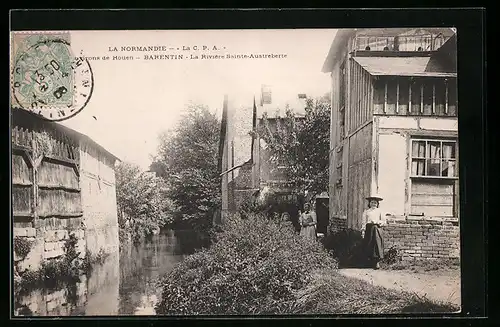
[361,194,386,269]
[280,211,295,232]
[299,203,317,240]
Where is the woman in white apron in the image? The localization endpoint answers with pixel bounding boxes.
[299,203,317,240]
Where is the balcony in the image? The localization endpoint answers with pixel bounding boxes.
[352,34,450,53]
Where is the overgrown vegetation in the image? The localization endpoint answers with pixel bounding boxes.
[116,161,174,243]
[257,94,331,197]
[239,189,302,232]
[14,234,108,294]
[380,256,460,273]
[156,213,335,315]
[155,213,459,315]
[149,103,221,246]
[14,237,33,259]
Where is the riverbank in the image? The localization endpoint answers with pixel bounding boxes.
[14,232,184,316]
[14,234,108,294]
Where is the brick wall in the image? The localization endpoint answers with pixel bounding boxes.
[382,218,460,261]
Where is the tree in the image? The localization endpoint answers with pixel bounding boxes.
[150,103,221,234]
[257,94,331,197]
[115,161,174,242]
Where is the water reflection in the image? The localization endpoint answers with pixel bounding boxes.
[14,230,185,316]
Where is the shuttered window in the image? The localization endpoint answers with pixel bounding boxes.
[410,139,458,217]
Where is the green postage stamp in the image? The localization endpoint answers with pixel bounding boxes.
[11,31,93,121]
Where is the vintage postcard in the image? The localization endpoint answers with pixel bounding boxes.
[11,26,461,317]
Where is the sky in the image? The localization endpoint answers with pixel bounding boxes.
[54,29,337,170]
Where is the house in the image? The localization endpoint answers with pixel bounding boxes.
[322,28,460,261]
[218,87,308,223]
[12,107,120,273]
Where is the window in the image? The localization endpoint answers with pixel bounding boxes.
[410,138,458,217]
[411,139,457,178]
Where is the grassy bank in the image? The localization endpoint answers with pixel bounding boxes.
[380,257,460,273]
[155,213,458,315]
[295,268,458,314]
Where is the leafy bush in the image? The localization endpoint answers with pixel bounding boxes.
[18,269,42,288]
[155,213,337,315]
[41,258,67,280]
[116,162,175,242]
[155,213,458,315]
[64,232,79,263]
[381,246,402,265]
[14,237,33,258]
[257,95,331,195]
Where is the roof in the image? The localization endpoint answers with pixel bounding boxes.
[11,107,120,162]
[321,29,357,73]
[437,33,457,55]
[352,56,457,78]
[426,34,457,73]
[361,27,455,37]
[321,28,457,73]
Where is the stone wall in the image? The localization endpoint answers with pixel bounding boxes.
[14,224,86,273]
[382,218,460,261]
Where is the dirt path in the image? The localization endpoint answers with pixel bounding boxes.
[337,268,461,307]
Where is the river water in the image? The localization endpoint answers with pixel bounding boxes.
[14,230,186,316]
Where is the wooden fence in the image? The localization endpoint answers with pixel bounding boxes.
[12,114,83,231]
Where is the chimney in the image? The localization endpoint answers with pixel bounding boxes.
[297,93,307,111]
[261,85,272,106]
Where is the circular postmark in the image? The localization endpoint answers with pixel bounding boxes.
[11,35,94,122]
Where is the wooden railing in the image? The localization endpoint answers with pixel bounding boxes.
[353,35,450,52]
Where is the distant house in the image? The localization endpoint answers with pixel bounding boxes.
[217,88,308,223]
[12,107,120,272]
